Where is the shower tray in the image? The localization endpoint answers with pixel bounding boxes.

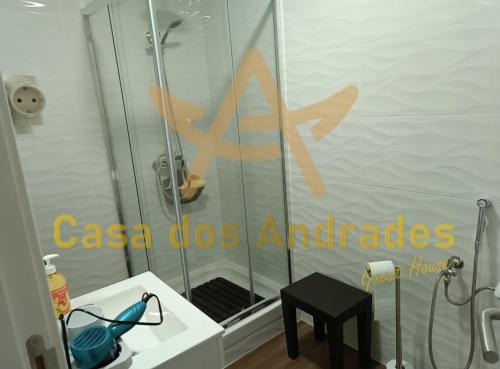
[187,277,264,323]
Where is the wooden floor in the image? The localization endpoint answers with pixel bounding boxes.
[228,322,385,369]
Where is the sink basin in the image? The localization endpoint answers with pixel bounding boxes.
[72,272,225,369]
[85,285,188,353]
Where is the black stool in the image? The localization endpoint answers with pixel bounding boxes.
[280,272,373,369]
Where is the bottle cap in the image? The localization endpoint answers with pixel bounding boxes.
[43,254,59,276]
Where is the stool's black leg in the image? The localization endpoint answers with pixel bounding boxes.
[327,320,344,369]
[357,308,372,368]
[313,316,325,341]
[282,301,299,359]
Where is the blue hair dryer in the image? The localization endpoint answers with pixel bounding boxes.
[71,299,147,369]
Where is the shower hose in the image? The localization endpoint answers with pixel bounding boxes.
[428,249,479,369]
[428,237,495,369]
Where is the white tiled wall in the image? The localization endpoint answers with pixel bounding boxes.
[1,0,129,297]
[281,1,500,368]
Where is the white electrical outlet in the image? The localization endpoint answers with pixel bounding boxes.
[5,75,45,124]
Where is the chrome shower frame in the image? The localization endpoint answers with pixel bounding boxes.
[82,0,292,314]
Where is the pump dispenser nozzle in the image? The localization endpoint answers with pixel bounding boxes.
[43,254,59,275]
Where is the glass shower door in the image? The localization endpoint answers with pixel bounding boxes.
[149,0,255,322]
[85,0,291,326]
[226,0,291,298]
[87,0,188,294]
[110,0,191,294]
[150,0,290,323]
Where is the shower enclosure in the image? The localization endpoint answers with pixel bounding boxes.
[82,0,290,327]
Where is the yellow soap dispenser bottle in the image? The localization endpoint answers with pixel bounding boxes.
[43,254,71,317]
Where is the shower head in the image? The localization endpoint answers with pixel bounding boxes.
[160,19,183,45]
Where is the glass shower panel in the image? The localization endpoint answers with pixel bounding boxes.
[150,0,289,317]
[108,0,186,292]
[226,0,290,295]
[87,6,149,275]
[152,0,254,321]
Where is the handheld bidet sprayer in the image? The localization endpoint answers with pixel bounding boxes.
[63,293,163,369]
[428,198,495,369]
[475,198,491,248]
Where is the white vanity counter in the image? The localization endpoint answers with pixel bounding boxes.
[72,272,225,369]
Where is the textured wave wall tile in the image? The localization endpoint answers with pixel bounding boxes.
[283,45,362,115]
[16,133,130,297]
[0,8,65,77]
[282,0,499,59]
[31,188,128,297]
[282,2,500,368]
[39,233,128,298]
[359,186,478,271]
[1,1,131,294]
[290,177,364,230]
[358,20,498,117]
[287,118,361,183]
[16,132,105,195]
[486,118,500,204]
[281,0,367,59]
[360,115,493,199]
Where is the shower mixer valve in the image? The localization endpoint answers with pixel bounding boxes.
[447,256,464,270]
[443,269,457,284]
[443,256,464,283]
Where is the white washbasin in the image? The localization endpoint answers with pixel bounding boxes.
[72,272,225,369]
[84,285,187,353]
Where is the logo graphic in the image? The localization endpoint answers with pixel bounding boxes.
[149,48,359,197]
[52,214,455,250]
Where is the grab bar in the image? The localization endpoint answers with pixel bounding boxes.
[480,308,500,363]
